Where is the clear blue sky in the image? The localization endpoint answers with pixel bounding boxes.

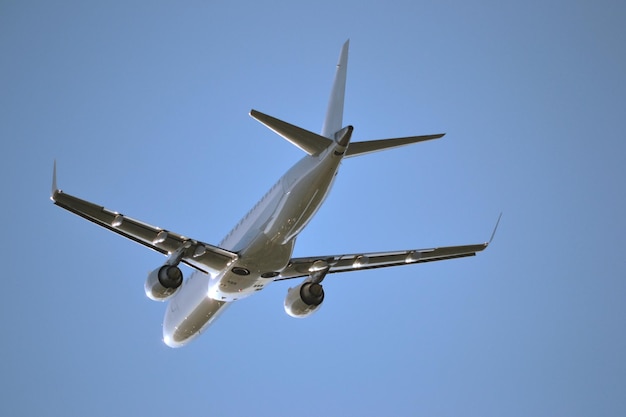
[2,1,625,416]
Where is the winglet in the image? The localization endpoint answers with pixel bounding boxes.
[51,160,59,201]
[488,213,503,245]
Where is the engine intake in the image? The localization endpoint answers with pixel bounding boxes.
[145,265,183,301]
[284,281,325,318]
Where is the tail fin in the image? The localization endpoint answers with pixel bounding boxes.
[321,40,349,139]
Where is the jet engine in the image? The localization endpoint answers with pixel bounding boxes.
[284,281,325,318]
[144,265,183,301]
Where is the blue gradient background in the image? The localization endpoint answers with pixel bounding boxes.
[2,1,625,416]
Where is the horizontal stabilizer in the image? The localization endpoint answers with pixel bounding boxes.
[250,109,332,156]
[345,134,445,158]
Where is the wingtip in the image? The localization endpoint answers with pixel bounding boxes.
[51,160,59,201]
[488,213,503,245]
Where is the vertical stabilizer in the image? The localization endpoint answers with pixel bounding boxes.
[321,40,349,138]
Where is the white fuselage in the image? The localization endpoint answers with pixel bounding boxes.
[162,143,343,347]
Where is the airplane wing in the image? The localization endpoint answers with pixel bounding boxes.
[275,243,489,280]
[51,163,237,275]
[276,215,501,280]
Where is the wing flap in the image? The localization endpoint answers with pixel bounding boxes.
[52,189,237,274]
[276,243,488,280]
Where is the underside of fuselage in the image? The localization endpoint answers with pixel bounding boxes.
[162,146,344,347]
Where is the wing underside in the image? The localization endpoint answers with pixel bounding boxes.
[51,184,238,274]
[276,243,489,280]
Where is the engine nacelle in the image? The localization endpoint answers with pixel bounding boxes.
[284,281,325,318]
[144,265,183,302]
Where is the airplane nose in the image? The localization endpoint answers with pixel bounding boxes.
[162,306,190,348]
[162,330,186,348]
[161,281,230,348]
[162,312,197,348]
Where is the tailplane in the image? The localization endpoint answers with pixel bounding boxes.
[250,40,444,157]
[250,110,331,156]
[345,133,445,158]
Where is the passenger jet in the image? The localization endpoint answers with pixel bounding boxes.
[51,41,497,347]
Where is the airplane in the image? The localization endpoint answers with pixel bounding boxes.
[51,40,499,347]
